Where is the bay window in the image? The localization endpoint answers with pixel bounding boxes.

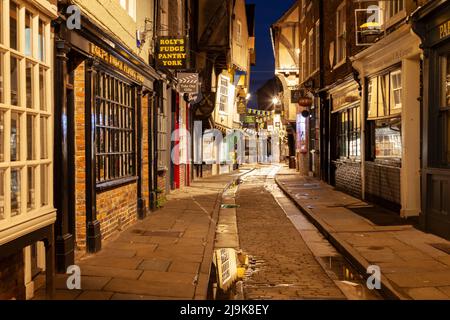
[338,107,361,159]
[218,75,229,113]
[0,0,53,229]
[367,67,403,160]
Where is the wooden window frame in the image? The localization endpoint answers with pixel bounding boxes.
[336,1,347,67]
[338,107,361,160]
[94,70,137,188]
[0,0,54,232]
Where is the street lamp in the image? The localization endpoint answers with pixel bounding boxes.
[272,97,280,105]
[246,93,251,100]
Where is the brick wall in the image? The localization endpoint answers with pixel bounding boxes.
[335,160,362,199]
[74,61,141,247]
[180,164,186,187]
[365,161,401,208]
[74,62,87,250]
[97,184,138,239]
[157,172,168,194]
[0,252,24,300]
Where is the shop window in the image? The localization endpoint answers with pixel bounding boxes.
[39,66,47,111]
[25,10,33,57]
[10,1,19,51]
[0,111,4,162]
[40,116,48,160]
[0,1,3,44]
[27,114,36,160]
[0,54,3,103]
[11,56,19,106]
[336,2,346,66]
[338,107,361,159]
[27,166,35,211]
[40,164,48,206]
[0,170,4,220]
[26,61,34,108]
[0,0,52,230]
[95,72,136,184]
[367,68,402,119]
[439,54,450,165]
[11,112,20,162]
[218,75,229,113]
[38,19,45,62]
[11,168,21,217]
[375,119,402,159]
[157,111,167,169]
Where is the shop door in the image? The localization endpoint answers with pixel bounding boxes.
[424,44,450,240]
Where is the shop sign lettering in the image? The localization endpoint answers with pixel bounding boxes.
[156,36,188,69]
[89,44,144,83]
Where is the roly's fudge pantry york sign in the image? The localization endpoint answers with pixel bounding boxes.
[156,36,188,69]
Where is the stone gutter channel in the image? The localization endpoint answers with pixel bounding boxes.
[274,176,406,300]
[194,168,256,300]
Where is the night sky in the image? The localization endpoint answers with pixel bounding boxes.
[248,0,297,108]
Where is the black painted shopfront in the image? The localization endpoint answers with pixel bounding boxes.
[53,10,160,271]
[413,0,450,240]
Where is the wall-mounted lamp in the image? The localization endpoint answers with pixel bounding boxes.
[136,18,153,49]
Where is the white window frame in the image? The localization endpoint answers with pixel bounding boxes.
[119,0,136,21]
[380,0,406,29]
[336,1,346,67]
[0,0,54,241]
[217,75,229,115]
[390,70,402,111]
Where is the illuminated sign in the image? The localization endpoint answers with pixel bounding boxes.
[439,20,450,40]
[156,36,188,69]
[89,44,144,83]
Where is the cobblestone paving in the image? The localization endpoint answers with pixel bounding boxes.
[236,168,345,300]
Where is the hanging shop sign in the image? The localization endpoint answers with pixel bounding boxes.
[237,101,247,114]
[89,43,144,83]
[291,90,302,104]
[156,36,188,69]
[178,73,198,94]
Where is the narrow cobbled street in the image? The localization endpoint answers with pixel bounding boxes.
[236,166,345,300]
[231,165,383,300]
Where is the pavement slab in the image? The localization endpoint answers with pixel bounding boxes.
[36,168,253,300]
[276,167,450,300]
